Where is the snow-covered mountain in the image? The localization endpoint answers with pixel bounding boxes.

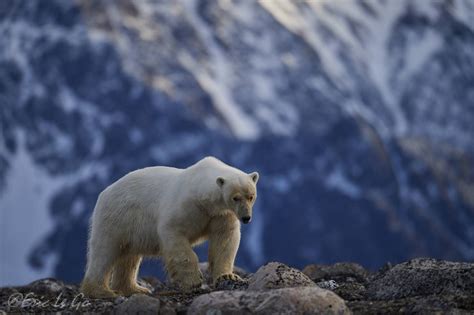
[1,0,474,285]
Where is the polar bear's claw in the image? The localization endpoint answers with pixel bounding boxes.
[216,273,243,283]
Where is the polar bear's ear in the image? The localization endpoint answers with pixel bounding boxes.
[216,177,225,187]
[249,172,259,184]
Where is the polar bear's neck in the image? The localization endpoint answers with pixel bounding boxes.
[181,158,241,216]
[185,172,227,213]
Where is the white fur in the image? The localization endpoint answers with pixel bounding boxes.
[80,156,258,298]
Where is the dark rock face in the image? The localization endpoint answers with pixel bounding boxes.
[349,295,474,315]
[303,262,369,301]
[303,258,474,314]
[303,262,369,283]
[350,258,474,314]
[367,258,474,299]
[2,259,474,314]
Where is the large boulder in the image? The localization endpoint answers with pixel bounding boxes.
[188,287,351,315]
[367,258,474,300]
[248,262,315,290]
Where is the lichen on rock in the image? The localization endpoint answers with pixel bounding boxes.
[248,262,316,290]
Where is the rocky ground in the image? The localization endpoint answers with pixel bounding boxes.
[1,258,474,314]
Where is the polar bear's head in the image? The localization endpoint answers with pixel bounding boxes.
[216,172,259,224]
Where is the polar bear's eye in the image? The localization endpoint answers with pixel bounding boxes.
[248,196,254,202]
[232,196,241,202]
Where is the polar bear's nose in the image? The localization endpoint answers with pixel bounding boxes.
[241,216,251,224]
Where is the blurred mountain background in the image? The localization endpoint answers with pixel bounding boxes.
[1,0,474,285]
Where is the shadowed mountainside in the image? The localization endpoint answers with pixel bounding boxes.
[1,0,474,284]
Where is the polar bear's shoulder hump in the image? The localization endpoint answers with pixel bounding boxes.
[197,156,225,166]
[189,156,243,176]
[193,157,233,170]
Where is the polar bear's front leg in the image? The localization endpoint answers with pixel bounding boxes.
[161,233,203,290]
[208,215,242,284]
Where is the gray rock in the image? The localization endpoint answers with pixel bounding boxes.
[248,262,315,290]
[114,296,127,304]
[303,262,369,301]
[367,258,474,300]
[188,286,351,315]
[115,294,161,314]
[214,277,249,291]
[316,280,339,290]
[27,278,65,294]
[303,262,369,283]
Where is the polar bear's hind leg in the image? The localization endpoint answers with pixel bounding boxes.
[110,255,151,296]
[81,246,118,298]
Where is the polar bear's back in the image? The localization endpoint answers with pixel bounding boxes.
[95,157,245,217]
[101,166,182,207]
[91,166,183,248]
[98,158,243,211]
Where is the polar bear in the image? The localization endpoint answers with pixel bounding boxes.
[80,156,259,298]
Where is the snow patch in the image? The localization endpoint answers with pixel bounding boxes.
[398,29,443,84]
[0,138,61,286]
[179,0,260,140]
[259,0,352,90]
[450,0,474,31]
[325,168,361,199]
[0,132,108,286]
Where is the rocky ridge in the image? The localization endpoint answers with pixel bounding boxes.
[1,258,474,314]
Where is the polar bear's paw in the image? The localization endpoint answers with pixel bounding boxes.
[174,270,204,291]
[81,282,118,299]
[118,284,152,296]
[216,273,243,283]
[213,273,248,290]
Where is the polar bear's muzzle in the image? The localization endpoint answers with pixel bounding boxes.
[236,206,252,224]
[241,216,251,224]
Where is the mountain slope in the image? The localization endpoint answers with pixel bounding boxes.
[1,0,474,285]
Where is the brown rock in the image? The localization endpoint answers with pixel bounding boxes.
[188,287,351,315]
[248,262,315,290]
